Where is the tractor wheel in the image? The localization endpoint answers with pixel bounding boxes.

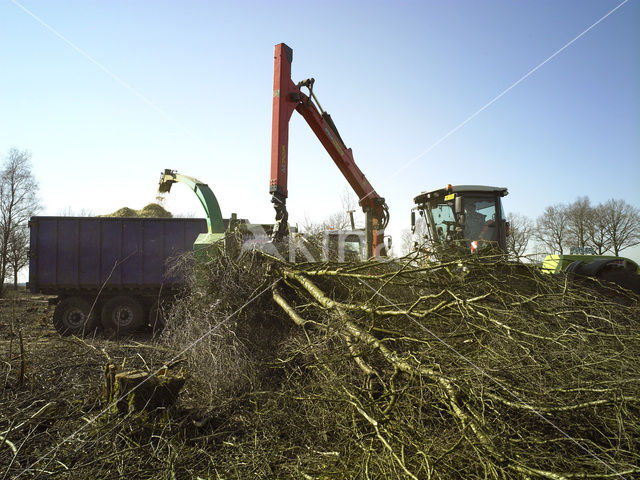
[53,297,99,336]
[101,296,145,334]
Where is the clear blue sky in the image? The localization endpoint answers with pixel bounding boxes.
[1,0,638,258]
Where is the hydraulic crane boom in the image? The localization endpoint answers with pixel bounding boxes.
[269,43,389,257]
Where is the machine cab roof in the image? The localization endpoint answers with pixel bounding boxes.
[414,185,508,205]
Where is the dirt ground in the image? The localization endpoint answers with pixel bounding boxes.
[0,290,200,479]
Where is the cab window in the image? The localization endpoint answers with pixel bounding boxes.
[462,197,497,242]
[429,203,456,242]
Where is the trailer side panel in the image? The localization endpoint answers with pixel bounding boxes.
[28,216,207,295]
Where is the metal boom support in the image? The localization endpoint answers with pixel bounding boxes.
[269,43,388,257]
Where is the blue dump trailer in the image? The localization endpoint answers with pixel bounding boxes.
[28,216,207,336]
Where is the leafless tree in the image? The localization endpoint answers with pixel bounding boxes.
[506,212,533,259]
[400,212,431,257]
[6,225,29,289]
[399,229,416,257]
[0,149,40,295]
[565,196,591,249]
[58,206,94,216]
[303,210,352,234]
[601,198,640,256]
[535,203,568,255]
[585,202,612,255]
[302,189,358,236]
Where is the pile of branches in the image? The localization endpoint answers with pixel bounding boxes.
[161,250,640,479]
[1,251,638,479]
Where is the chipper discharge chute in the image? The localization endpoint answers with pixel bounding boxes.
[158,169,228,253]
[158,169,282,257]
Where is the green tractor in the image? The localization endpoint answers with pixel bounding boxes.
[411,185,509,254]
[411,184,640,295]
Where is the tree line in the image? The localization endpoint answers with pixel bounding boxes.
[507,196,640,259]
[0,148,40,295]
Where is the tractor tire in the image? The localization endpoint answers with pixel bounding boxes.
[53,297,99,336]
[101,295,145,334]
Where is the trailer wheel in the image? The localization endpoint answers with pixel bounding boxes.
[53,297,99,336]
[101,296,145,334]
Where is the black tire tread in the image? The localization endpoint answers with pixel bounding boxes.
[101,295,145,334]
[52,296,99,336]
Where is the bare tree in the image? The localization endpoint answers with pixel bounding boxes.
[506,212,533,259]
[535,204,569,255]
[302,189,358,236]
[6,225,29,289]
[585,203,612,255]
[58,206,94,216]
[302,211,351,237]
[399,229,413,256]
[0,149,40,295]
[565,196,591,249]
[400,225,432,257]
[601,198,640,256]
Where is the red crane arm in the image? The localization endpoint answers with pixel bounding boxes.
[294,96,382,210]
[269,44,297,199]
[269,43,388,256]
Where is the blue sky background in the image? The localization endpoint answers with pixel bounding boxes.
[1,0,638,259]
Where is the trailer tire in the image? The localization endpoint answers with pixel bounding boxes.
[53,297,99,336]
[101,296,145,334]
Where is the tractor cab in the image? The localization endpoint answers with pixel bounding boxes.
[412,185,508,254]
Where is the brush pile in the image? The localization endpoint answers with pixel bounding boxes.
[162,251,640,479]
[1,251,638,479]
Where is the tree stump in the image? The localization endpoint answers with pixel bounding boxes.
[104,365,187,414]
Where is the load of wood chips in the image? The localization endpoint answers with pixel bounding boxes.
[101,202,172,218]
